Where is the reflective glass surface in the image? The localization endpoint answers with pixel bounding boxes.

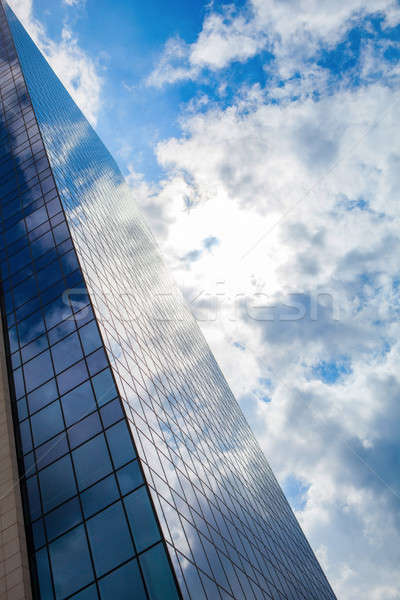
[1,2,336,600]
[0,3,179,599]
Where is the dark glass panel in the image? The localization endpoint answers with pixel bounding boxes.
[17,309,45,346]
[51,331,83,374]
[44,295,73,330]
[70,585,98,600]
[79,320,102,355]
[13,276,37,311]
[39,454,77,512]
[100,398,123,428]
[35,432,69,471]
[140,542,180,600]
[21,332,48,362]
[105,420,135,469]
[35,547,54,600]
[124,486,160,553]
[61,380,96,427]
[23,350,53,392]
[57,360,88,395]
[36,259,63,292]
[81,474,119,519]
[17,396,28,420]
[68,412,102,449]
[87,502,134,577]
[87,347,108,376]
[26,475,41,520]
[12,366,24,398]
[72,433,113,490]
[28,378,58,414]
[92,369,117,406]
[116,460,143,496]
[49,525,94,599]
[19,418,32,453]
[48,315,76,345]
[99,559,146,600]
[45,497,82,542]
[31,400,64,446]
[32,518,46,550]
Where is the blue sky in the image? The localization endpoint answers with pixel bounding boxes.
[9,0,400,598]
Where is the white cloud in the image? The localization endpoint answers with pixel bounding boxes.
[134,37,400,599]
[148,0,400,87]
[8,0,102,124]
[63,0,85,6]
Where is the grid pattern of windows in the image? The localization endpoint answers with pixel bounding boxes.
[3,3,337,600]
[0,4,181,599]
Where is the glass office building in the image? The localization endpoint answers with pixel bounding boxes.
[0,2,337,599]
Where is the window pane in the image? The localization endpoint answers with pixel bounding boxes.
[79,320,102,355]
[45,497,82,542]
[57,360,88,395]
[32,519,46,549]
[106,421,135,469]
[19,418,32,453]
[81,474,119,519]
[86,502,134,577]
[31,401,64,446]
[26,476,41,520]
[100,399,123,428]
[13,367,25,399]
[68,412,102,449]
[35,548,54,600]
[49,525,94,599]
[23,350,53,392]
[52,332,83,374]
[61,380,96,427]
[18,312,44,346]
[72,434,112,490]
[70,585,98,600]
[39,455,77,512]
[117,461,143,496]
[21,333,48,362]
[87,347,107,376]
[92,369,117,406]
[99,559,146,600]
[124,486,160,553]
[28,378,58,414]
[140,543,180,600]
[35,432,69,470]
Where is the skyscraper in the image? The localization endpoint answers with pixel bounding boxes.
[0,2,337,599]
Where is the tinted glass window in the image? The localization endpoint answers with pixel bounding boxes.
[92,369,117,406]
[124,486,160,553]
[68,412,102,449]
[28,378,58,414]
[61,380,96,427]
[72,434,112,490]
[31,400,64,446]
[99,559,146,600]
[45,497,82,542]
[35,547,54,600]
[57,360,88,395]
[49,525,94,598]
[79,320,102,355]
[116,460,143,496]
[23,350,53,392]
[86,502,134,577]
[52,332,83,373]
[39,454,77,512]
[105,421,135,469]
[81,474,119,519]
[140,543,180,600]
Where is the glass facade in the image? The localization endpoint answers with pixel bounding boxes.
[0,2,337,600]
